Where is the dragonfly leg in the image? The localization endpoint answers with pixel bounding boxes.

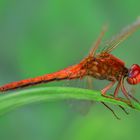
[114,80,129,115]
[121,85,131,100]
[118,105,129,115]
[101,81,117,98]
[121,79,140,103]
[101,80,133,108]
[101,102,120,120]
[101,80,120,100]
[114,80,122,97]
[101,80,116,95]
[127,94,140,104]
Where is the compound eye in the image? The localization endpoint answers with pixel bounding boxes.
[131,64,139,70]
[129,64,140,78]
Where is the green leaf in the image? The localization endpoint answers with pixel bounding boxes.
[0,87,139,115]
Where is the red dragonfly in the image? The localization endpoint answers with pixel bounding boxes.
[0,19,140,111]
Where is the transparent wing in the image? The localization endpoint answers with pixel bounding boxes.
[91,18,140,56]
[66,77,94,115]
[67,99,93,115]
[102,18,140,53]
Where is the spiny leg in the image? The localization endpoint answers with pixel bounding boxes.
[118,105,129,115]
[114,78,122,97]
[120,78,130,100]
[101,80,116,95]
[101,102,120,120]
[86,77,121,117]
[121,78,140,103]
[86,77,122,118]
[113,79,129,114]
[127,93,140,104]
[101,81,123,119]
[86,77,122,117]
[101,80,132,107]
[101,80,122,100]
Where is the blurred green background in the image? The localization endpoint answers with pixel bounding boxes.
[0,0,140,140]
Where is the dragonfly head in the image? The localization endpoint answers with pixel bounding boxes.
[128,64,140,78]
[127,64,140,85]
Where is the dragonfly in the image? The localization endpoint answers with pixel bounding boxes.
[0,19,140,118]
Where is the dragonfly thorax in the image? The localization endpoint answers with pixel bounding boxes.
[84,53,128,82]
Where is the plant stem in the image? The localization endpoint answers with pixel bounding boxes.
[0,87,139,115]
